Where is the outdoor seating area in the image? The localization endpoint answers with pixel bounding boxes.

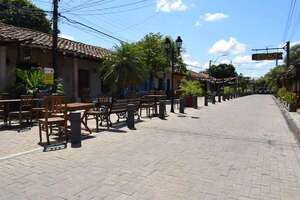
[0,92,167,146]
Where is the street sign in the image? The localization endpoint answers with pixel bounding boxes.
[43,67,54,85]
[252,52,283,61]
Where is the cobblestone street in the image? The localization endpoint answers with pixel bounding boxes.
[1,95,300,200]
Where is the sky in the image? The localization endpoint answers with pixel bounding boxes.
[32,0,300,78]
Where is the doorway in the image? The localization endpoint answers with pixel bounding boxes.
[78,69,90,99]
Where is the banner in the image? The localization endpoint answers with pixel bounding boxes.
[252,52,283,61]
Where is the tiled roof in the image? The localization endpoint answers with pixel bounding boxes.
[0,22,110,60]
[190,71,211,79]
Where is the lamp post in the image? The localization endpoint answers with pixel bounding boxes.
[165,36,182,113]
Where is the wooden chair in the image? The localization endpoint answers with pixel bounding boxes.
[38,96,67,145]
[31,93,46,122]
[8,95,33,126]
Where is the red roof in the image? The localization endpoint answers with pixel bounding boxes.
[0,22,110,60]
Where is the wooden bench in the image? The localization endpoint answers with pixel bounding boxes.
[108,98,140,127]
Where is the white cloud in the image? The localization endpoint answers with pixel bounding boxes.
[156,0,189,12]
[209,37,246,55]
[233,55,253,65]
[59,33,74,40]
[201,13,229,22]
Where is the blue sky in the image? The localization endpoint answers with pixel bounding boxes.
[33,0,300,78]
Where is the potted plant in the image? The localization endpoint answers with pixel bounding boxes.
[179,79,203,107]
[15,68,45,96]
[285,92,297,112]
[277,87,287,103]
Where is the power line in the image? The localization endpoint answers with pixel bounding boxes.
[282,0,297,42]
[62,20,119,46]
[66,3,154,16]
[61,0,107,12]
[64,0,149,13]
[60,15,125,43]
[289,12,300,40]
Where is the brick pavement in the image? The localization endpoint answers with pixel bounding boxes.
[1,95,300,200]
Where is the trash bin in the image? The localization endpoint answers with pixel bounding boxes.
[70,111,81,148]
[127,104,135,129]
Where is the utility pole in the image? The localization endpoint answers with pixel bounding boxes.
[170,48,175,113]
[52,0,59,77]
[286,41,290,68]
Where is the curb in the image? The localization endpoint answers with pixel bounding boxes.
[273,96,300,144]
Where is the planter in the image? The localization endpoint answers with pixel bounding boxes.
[289,104,297,112]
[184,96,193,107]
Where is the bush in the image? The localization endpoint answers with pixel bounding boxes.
[277,87,287,99]
[277,88,297,105]
[179,79,204,97]
[284,92,297,105]
[224,86,234,95]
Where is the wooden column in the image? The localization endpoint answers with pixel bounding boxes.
[0,46,7,91]
[73,58,79,101]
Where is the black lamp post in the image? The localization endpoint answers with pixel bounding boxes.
[165,36,182,113]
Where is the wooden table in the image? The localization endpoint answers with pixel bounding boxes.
[66,103,93,134]
[143,95,166,115]
[0,98,42,125]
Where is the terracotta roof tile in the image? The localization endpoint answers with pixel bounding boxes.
[0,22,110,60]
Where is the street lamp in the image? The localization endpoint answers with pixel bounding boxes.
[165,36,183,113]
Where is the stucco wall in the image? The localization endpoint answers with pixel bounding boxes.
[2,45,102,100]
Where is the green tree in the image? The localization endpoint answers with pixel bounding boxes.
[137,33,187,90]
[263,65,285,93]
[289,44,300,64]
[0,0,51,33]
[98,43,149,95]
[137,33,168,89]
[207,63,237,79]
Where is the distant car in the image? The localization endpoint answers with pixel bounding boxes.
[256,88,268,94]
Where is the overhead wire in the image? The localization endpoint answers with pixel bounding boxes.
[64,0,150,13]
[61,19,119,46]
[60,15,125,43]
[282,0,297,42]
[66,2,155,16]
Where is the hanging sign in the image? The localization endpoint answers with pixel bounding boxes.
[43,67,54,85]
[252,52,283,61]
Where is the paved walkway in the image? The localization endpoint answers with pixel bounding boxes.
[1,95,300,199]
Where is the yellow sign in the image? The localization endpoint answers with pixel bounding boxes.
[43,68,54,85]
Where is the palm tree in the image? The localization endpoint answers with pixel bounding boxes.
[98,43,149,96]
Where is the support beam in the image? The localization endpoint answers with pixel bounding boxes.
[73,58,79,101]
[0,46,7,91]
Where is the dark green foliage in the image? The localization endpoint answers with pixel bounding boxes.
[289,44,300,64]
[0,0,51,33]
[207,63,237,79]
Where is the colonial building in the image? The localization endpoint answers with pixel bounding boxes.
[0,22,110,100]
